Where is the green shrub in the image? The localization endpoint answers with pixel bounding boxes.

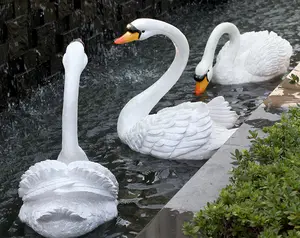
[183,106,300,238]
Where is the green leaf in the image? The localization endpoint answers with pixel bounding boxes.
[289,74,300,84]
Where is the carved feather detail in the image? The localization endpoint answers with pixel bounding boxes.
[37,208,86,222]
[19,160,119,201]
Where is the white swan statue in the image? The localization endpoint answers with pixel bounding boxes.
[194,22,293,95]
[18,39,118,238]
[114,18,238,160]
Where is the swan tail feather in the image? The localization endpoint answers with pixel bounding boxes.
[207,96,238,129]
[210,125,238,149]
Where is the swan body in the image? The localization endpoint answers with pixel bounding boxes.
[194,22,293,94]
[115,19,238,160]
[18,40,118,238]
[121,96,238,160]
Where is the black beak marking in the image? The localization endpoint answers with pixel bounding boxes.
[194,73,208,82]
[126,24,142,38]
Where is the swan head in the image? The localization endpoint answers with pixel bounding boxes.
[62,38,88,74]
[114,18,159,44]
[194,63,213,96]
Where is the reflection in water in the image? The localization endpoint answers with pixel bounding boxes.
[1,0,300,237]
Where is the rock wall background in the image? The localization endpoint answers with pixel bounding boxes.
[0,0,218,110]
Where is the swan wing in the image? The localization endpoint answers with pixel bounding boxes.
[124,102,213,159]
[160,96,238,129]
[68,161,118,190]
[244,31,293,76]
[68,161,118,200]
[19,160,68,198]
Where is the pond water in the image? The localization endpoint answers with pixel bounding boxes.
[1,0,300,237]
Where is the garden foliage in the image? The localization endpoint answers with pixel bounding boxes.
[183,106,300,238]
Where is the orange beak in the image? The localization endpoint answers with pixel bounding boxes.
[114,31,140,44]
[194,77,209,96]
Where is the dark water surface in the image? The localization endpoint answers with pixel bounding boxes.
[1,0,300,237]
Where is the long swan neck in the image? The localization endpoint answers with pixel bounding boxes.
[203,22,240,65]
[117,21,189,139]
[61,71,80,152]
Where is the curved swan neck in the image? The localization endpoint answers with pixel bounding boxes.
[202,22,240,66]
[117,20,189,139]
[61,71,81,153]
